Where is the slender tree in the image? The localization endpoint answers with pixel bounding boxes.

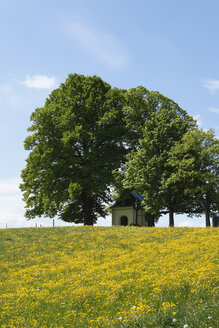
[123,103,196,226]
[166,129,219,227]
[20,74,127,225]
[113,88,194,225]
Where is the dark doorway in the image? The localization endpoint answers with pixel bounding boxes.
[121,216,128,226]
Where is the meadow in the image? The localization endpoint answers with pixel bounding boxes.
[0,226,218,328]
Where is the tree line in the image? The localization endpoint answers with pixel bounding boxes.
[20,74,219,227]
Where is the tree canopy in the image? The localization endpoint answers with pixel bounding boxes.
[166,128,219,226]
[123,86,187,150]
[20,73,218,227]
[20,74,127,225]
[123,103,196,226]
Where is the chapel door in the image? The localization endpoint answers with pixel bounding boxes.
[121,216,128,226]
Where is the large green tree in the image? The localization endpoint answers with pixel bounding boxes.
[123,103,196,226]
[166,129,219,227]
[20,74,127,225]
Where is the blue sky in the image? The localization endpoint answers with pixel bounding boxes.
[0,0,218,228]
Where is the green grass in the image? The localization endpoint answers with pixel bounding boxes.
[0,226,218,327]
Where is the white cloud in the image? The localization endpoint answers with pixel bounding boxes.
[178,221,194,227]
[178,220,205,228]
[21,75,57,89]
[65,21,129,69]
[202,79,219,93]
[0,178,21,194]
[209,107,219,114]
[0,178,25,228]
[0,178,74,228]
[193,114,203,127]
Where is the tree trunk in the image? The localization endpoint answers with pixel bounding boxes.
[82,192,94,225]
[205,210,211,227]
[147,214,155,227]
[169,209,174,227]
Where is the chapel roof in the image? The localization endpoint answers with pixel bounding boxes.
[111,191,143,207]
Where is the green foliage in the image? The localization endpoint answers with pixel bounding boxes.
[123,87,186,149]
[20,73,217,228]
[166,128,219,226]
[20,74,127,225]
[123,102,196,225]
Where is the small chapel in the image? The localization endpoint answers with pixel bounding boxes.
[111,191,151,226]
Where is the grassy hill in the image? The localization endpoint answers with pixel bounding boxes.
[0,226,218,328]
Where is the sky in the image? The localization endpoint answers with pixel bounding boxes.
[0,0,219,228]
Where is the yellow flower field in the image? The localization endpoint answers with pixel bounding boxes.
[0,227,218,327]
